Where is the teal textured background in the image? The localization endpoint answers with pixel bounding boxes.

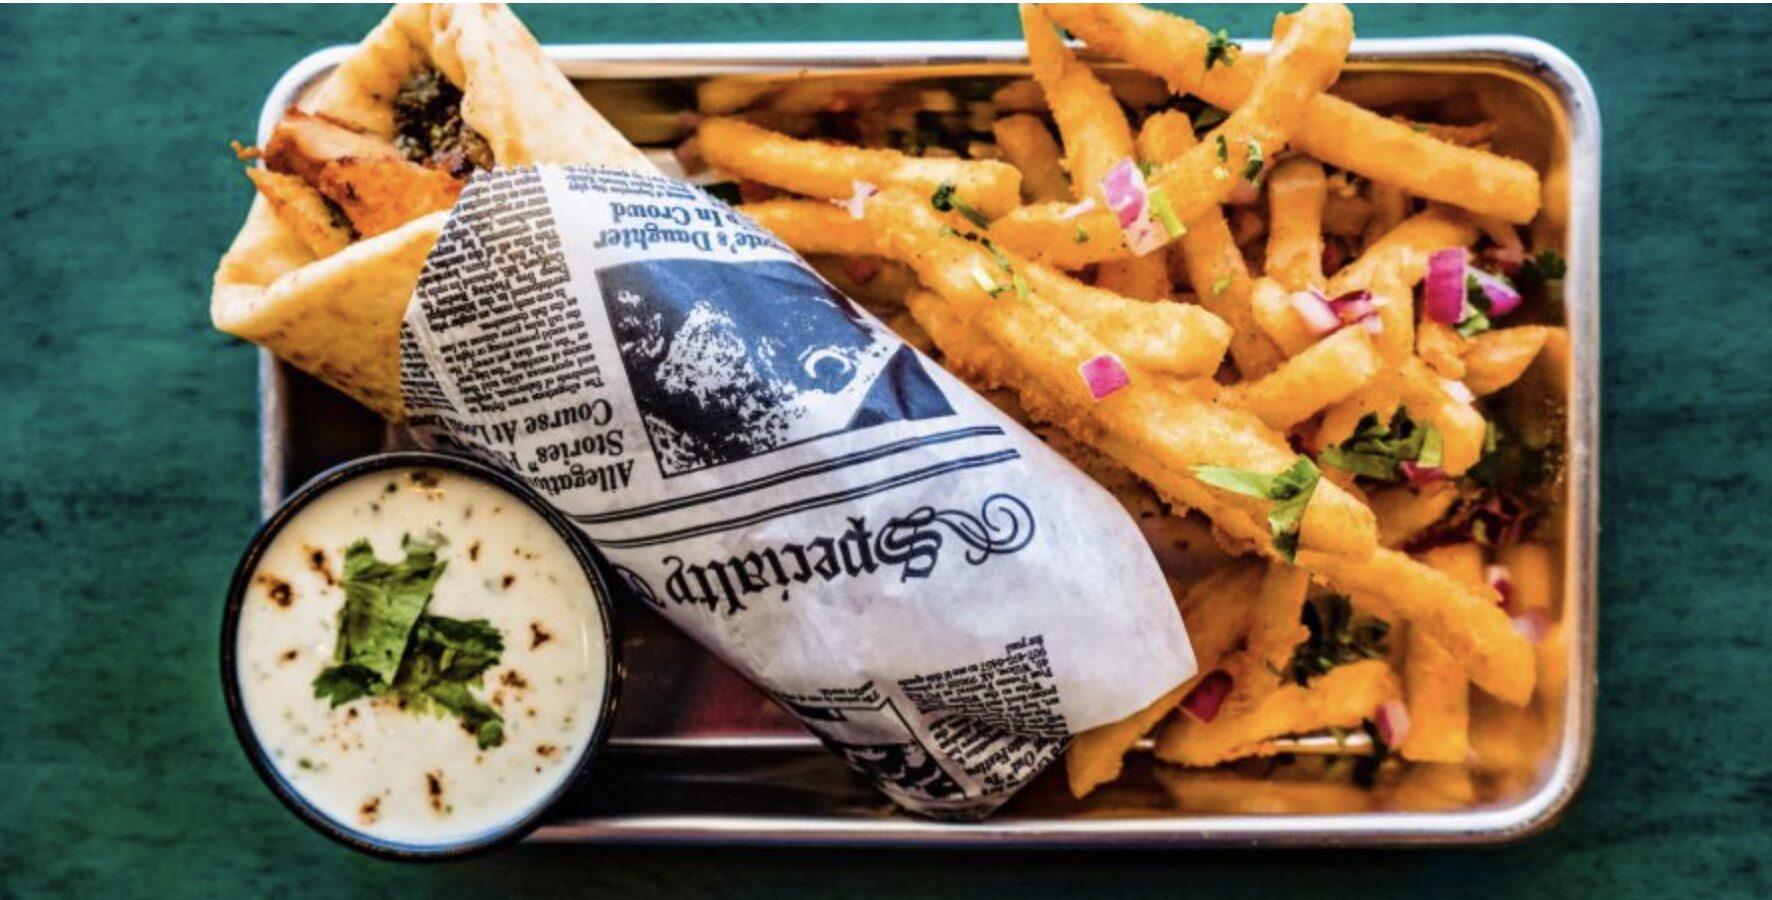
[1,3,1768,897]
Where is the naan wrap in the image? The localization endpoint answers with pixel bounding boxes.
[212,3,655,419]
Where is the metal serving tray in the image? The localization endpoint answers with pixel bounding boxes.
[256,35,1599,847]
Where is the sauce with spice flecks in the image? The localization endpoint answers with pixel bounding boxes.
[235,466,607,847]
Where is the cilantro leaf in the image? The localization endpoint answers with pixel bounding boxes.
[1192,457,1321,561]
[1456,274,1495,337]
[1519,249,1566,284]
[1242,138,1265,185]
[1319,407,1442,482]
[312,664,381,708]
[331,534,446,683]
[1192,465,1278,499]
[311,536,508,750]
[1215,134,1229,163]
[1205,28,1239,70]
[1283,593,1390,686]
[930,180,990,230]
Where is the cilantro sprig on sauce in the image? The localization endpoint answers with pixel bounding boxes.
[313,535,507,750]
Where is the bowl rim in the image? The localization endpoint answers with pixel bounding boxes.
[220,449,624,862]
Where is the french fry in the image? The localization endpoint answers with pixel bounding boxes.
[1021,4,1170,300]
[1138,110,1286,377]
[904,287,1378,561]
[1313,379,1402,451]
[1246,562,1312,677]
[1041,3,1543,223]
[991,114,1071,203]
[1416,319,1468,379]
[1463,325,1555,396]
[1154,659,1401,766]
[1231,325,1381,430]
[1249,276,1318,357]
[1023,3,1135,206]
[1395,357,1486,476]
[1401,544,1481,763]
[805,255,920,311]
[740,198,877,257]
[1363,181,1412,248]
[1265,156,1328,291]
[1154,768,1376,814]
[986,202,1132,269]
[1367,252,1416,368]
[997,3,1355,263]
[1379,763,1476,812]
[865,190,1229,376]
[1368,483,1459,549]
[698,116,1024,218]
[750,193,1231,375]
[1066,566,1261,797]
[1327,207,1479,295]
[1496,542,1559,613]
[1298,547,1534,704]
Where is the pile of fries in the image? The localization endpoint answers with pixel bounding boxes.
[681,3,1571,811]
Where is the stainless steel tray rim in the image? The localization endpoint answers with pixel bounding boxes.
[254,33,1600,849]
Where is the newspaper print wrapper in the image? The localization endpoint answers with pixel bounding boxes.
[398,165,1196,819]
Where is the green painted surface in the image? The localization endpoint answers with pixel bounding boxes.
[0,3,1767,897]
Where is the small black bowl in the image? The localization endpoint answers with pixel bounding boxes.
[220,450,623,861]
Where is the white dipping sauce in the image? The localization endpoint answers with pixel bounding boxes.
[235,466,609,847]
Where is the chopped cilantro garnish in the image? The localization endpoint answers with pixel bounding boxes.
[1519,249,1567,284]
[1242,138,1266,185]
[1215,134,1229,162]
[930,180,990,229]
[1138,160,1158,178]
[1282,593,1390,687]
[1192,457,1321,561]
[312,535,507,750]
[1074,224,1089,244]
[1457,274,1496,337]
[1319,406,1442,482]
[1205,28,1239,70]
[1211,274,1232,295]
[1149,187,1184,238]
[1193,105,1229,134]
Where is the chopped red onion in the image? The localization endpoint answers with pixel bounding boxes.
[1078,353,1132,401]
[1290,290,1341,335]
[830,179,879,220]
[1468,266,1523,317]
[1399,461,1445,487]
[1179,670,1234,724]
[840,256,881,285]
[1485,564,1514,609]
[1441,377,1475,404]
[1484,244,1525,276]
[1375,700,1412,747]
[1423,247,1468,324]
[1100,159,1166,256]
[1058,197,1098,221]
[1512,609,1550,643]
[1331,295,1377,324]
